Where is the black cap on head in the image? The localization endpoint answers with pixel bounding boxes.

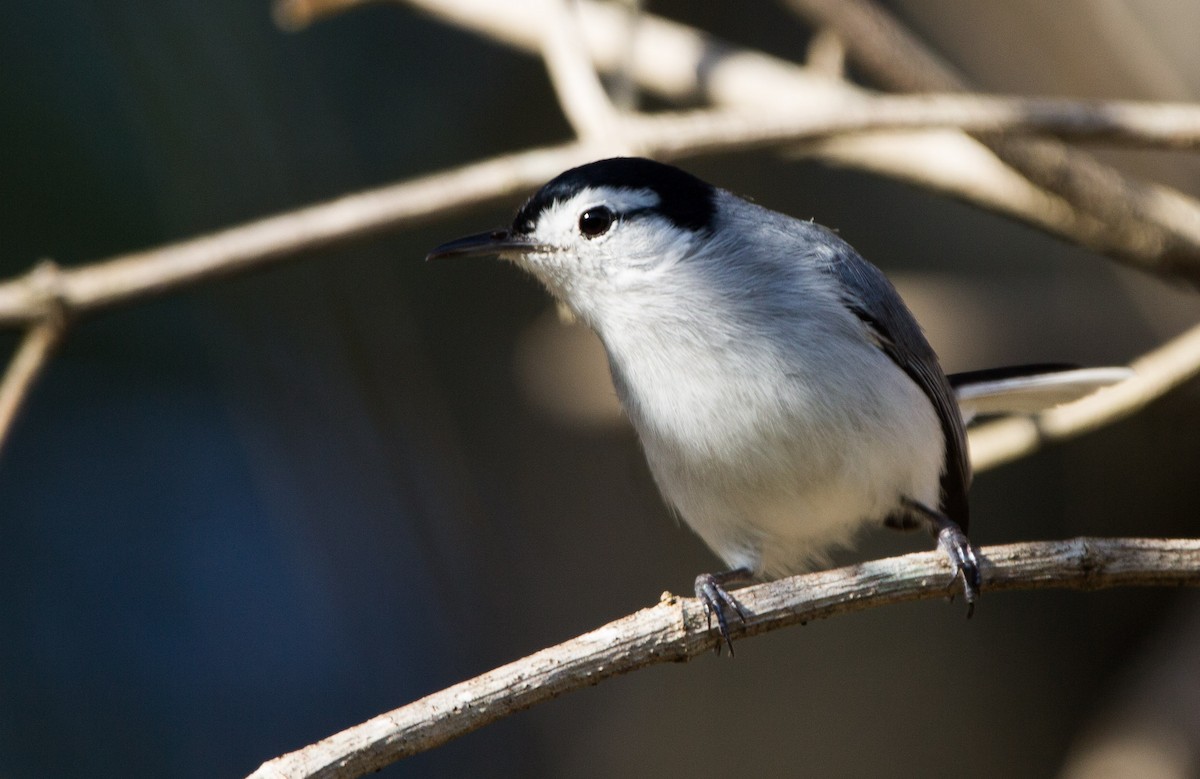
[512,157,717,235]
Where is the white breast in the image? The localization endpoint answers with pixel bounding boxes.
[597,255,945,578]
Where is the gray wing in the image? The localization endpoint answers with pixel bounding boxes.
[816,230,972,531]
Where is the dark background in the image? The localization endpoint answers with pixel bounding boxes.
[2,1,1198,776]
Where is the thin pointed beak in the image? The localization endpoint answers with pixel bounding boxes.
[425,229,545,261]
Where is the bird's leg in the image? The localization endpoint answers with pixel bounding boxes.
[694,567,752,655]
[902,499,982,616]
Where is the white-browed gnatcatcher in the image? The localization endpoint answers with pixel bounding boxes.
[429,157,1128,651]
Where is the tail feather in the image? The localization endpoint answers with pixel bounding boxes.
[952,364,1132,422]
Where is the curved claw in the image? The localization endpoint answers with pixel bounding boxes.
[902,497,982,617]
[695,569,751,655]
[937,524,982,618]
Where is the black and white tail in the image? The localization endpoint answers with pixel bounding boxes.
[951,364,1132,424]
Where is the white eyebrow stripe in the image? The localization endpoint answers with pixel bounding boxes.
[568,187,661,213]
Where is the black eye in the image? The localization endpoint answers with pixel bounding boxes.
[578,206,614,238]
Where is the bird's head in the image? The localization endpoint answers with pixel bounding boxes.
[427,157,718,320]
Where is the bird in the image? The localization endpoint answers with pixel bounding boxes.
[428,157,1129,651]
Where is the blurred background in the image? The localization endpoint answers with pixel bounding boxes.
[2,1,1199,776]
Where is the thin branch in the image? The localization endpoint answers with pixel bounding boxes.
[607,0,642,112]
[633,97,1200,157]
[0,323,66,457]
[0,261,70,456]
[0,144,597,327]
[970,320,1200,472]
[805,27,847,79]
[247,538,1200,779]
[795,129,1113,249]
[782,0,1200,281]
[779,0,979,94]
[3,95,1200,329]
[538,0,626,149]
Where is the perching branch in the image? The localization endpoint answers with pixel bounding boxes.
[247,538,1200,779]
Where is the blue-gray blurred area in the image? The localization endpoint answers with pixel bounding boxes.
[1,1,1199,778]
[1,1,560,776]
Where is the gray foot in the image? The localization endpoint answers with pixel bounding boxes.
[694,567,752,655]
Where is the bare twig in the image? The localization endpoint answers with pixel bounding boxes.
[247,538,1200,779]
[797,128,1114,246]
[0,261,71,456]
[782,0,1200,281]
[0,322,66,457]
[538,0,626,149]
[635,97,1200,157]
[0,144,596,327]
[388,0,852,107]
[779,0,975,94]
[3,95,1199,329]
[607,0,642,111]
[970,321,1200,471]
[805,27,847,78]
